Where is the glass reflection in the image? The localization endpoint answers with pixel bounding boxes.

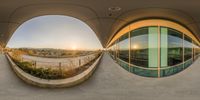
[184,35,192,61]
[108,24,200,78]
[118,33,129,62]
[193,42,199,60]
[168,29,183,66]
[130,27,148,67]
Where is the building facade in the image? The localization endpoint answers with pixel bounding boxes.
[108,19,200,78]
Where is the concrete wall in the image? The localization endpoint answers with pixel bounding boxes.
[6,54,102,88]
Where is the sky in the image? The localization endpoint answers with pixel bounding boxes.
[6,15,103,50]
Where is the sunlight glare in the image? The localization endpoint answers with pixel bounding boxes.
[71,45,77,50]
[132,44,139,50]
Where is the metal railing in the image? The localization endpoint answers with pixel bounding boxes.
[18,52,101,71]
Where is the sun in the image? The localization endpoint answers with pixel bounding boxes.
[71,45,77,50]
[132,44,139,50]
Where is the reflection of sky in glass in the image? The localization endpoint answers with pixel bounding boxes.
[184,36,193,48]
[131,35,148,50]
[184,40,193,48]
[168,35,182,48]
[119,39,129,50]
[6,15,103,50]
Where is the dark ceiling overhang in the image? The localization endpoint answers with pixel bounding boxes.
[0,0,200,47]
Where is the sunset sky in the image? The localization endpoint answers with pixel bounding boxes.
[6,15,103,50]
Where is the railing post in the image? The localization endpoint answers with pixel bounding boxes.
[59,62,62,75]
[32,61,36,69]
[34,61,36,69]
[79,59,81,66]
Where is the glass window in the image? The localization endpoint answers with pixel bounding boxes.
[198,45,200,57]
[184,35,192,61]
[109,47,112,54]
[112,43,117,59]
[115,40,119,59]
[193,41,199,60]
[168,28,183,66]
[148,27,158,68]
[118,33,129,62]
[160,27,168,67]
[109,42,116,58]
[130,27,148,67]
[108,46,113,56]
[108,23,199,78]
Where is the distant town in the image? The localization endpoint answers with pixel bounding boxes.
[6,47,101,58]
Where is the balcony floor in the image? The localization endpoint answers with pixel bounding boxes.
[0,53,200,100]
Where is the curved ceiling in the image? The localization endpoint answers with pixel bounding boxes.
[0,0,200,47]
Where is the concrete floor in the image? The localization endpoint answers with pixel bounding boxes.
[0,53,200,100]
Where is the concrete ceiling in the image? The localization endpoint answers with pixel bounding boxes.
[0,0,200,47]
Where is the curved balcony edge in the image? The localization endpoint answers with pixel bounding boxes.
[6,53,102,88]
